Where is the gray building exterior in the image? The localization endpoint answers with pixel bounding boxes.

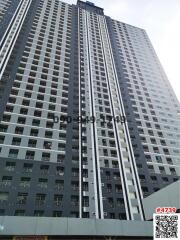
[0,0,179,223]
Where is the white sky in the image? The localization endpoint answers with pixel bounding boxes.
[64,0,180,102]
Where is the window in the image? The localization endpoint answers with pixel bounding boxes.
[82,182,88,191]
[148,165,154,173]
[32,119,40,126]
[55,179,64,190]
[44,141,52,149]
[157,131,163,137]
[103,149,108,156]
[34,210,44,216]
[5,162,16,171]
[151,176,157,183]
[143,145,149,152]
[17,193,28,204]
[106,171,110,180]
[14,210,25,216]
[82,212,89,218]
[160,140,166,146]
[82,196,89,207]
[0,135,5,144]
[70,211,79,218]
[150,138,156,144]
[114,172,120,180]
[53,211,62,217]
[71,181,79,191]
[102,139,107,146]
[170,168,176,175]
[8,149,18,158]
[108,198,114,207]
[142,187,148,194]
[112,161,118,168]
[54,194,63,206]
[104,159,109,167]
[162,177,168,182]
[72,168,79,177]
[23,163,33,173]
[109,213,115,219]
[156,156,162,163]
[58,143,65,151]
[40,165,49,174]
[145,155,152,161]
[117,198,124,206]
[1,176,12,186]
[28,139,37,148]
[137,164,142,169]
[71,196,79,206]
[166,158,173,164]
[158,167,165,174]
[2,115,11,122]
[139,174,145,182]
[25,151,35,160]
[163,148,170,155]
[148,130,154,136]
[30,129,38,136]
[38,178,48,188]
[173,178,178,182]
[0,192,9,202]
[20,108,28,115]
[42,152,50,161]
[119,213,126,220]
[56,166,64,176]
[45,130,53,138]
[0,209,5,215]
[107,184,112,193]
[154,188,160,192]
[17,117,26,124]
[20,177,31,187]
[35,194,46,205]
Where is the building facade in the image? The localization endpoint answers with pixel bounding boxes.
[0,0,179,221]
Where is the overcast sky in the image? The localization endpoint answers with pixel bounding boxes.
[64,0,180,102]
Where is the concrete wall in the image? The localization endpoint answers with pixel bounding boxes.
[0,217,153,238]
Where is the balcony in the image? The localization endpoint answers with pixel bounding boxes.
[35,200,45,206]
[0,181,12,187]
[19,182,30,188]
[54,200,62,206]
[55,184,64,191]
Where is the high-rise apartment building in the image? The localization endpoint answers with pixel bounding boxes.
[0,0,179,221]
